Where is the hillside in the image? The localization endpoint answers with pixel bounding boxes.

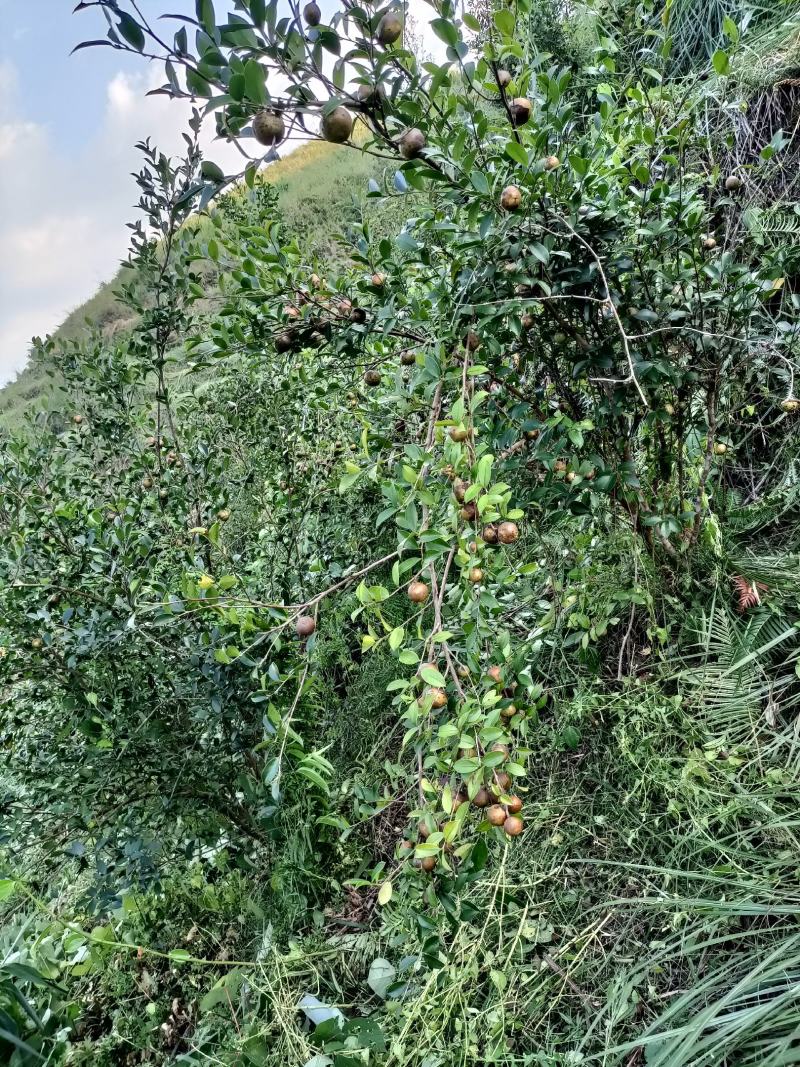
[3,1,800,1065]
[0,137,382,428]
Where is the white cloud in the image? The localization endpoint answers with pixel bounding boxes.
[0,63,243,387]
[107,71,139,117]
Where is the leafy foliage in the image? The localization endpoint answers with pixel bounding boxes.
[2,0,800,1063]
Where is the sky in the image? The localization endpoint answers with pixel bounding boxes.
[0,0,442,387]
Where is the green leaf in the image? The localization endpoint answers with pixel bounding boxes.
[505,141,528,167]
[297,764,330,792]
[389,626,405,651]
[420,666,446,687]
[117,12,146,50]
[722,14,739,45]
[493,9,515,35]
[201,160,225,182]
[711,49,730,76]
[0,878,17,902]
[561,726,581,751]
[470,170,490,196]
[169,948,192,963]
[196,0,216,33]
[430,18,459,47]
[244,59,267,105]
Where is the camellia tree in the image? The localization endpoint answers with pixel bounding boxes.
[3,0,798,922]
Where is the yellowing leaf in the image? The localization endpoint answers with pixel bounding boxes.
[377,880,393,906]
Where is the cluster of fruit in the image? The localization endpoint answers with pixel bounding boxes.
[249,7,425,157]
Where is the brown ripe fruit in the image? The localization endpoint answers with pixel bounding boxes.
[664,402,675,416]
[408,580,430,603]
[146,435,157,448]
[275,331,294,353]
[398,838,414,857]
[376,12,403,45]
[372,271,387,287]
[521,312,535,330]
[702,235,717,251]
[464,330,481,351]
[510,97,532,126]
[714,442,727,455]
[399,127,426,159]
[141,476,153,490]
[525,429,539,440]
[500,704,517,720]
[566,471,577,483]
[400,350,416,366]
[504,815,524,836]
[72,414,83,425]
[460,501,477,521]
[449,426,469,442]
[487,665,503,685]
[350,306,367,324]
[506,795,523,814]
[158,488,169,500]
[253,110,286,146]
[309,272,323,289]
[496,68,512,90]
[473,787,491,808]
[420,855,437,873]
[418,820,432,839]
[364,369,382,386]
[357,82,384,107]
[497,521,520,544]
[487,804,506,826]
[303,0,321,25]
[428,688,447,709]
[490,742,510,760]
[457,664,470,679]
[469,567,484,584]
[321,106,353,144]
[493,771,512,793]
[482,524,498,545]
[31,637,43,650]
[781,398,799,413]
[543,154,561,171]
[453,478,469,503]
[724,174,742,191]
[500,184,522,212]
[295,615,316,638]
[217,508,231,521]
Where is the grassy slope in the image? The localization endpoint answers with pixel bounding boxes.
[0,137,382,429]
